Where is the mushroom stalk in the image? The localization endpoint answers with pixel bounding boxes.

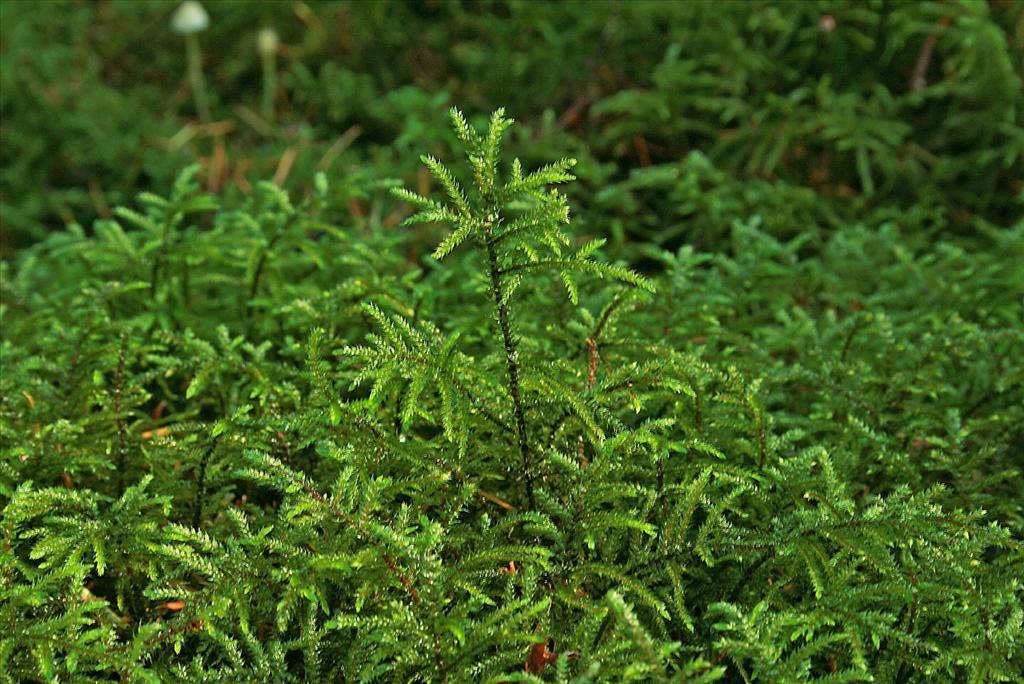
[258,28,279,122]
[185,32,210,122]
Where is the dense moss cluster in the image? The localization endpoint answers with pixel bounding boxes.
[1,2,1021,682]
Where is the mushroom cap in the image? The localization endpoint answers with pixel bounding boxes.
[257,28,279,56]
[172,1,210,34]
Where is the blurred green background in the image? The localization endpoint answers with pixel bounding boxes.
[1,0,1021,258]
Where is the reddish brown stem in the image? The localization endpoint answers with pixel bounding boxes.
[586,338,599,390]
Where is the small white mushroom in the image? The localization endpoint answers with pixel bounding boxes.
[258,28,280,120]
[257,27,280,57]
[172,1,212,121]
[172,1,210,34]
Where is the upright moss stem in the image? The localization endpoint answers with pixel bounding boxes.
[114,335,129,498]
[192,439,216,528]
[484,220,536,509]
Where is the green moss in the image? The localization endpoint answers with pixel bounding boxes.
[1,2,1022,681]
